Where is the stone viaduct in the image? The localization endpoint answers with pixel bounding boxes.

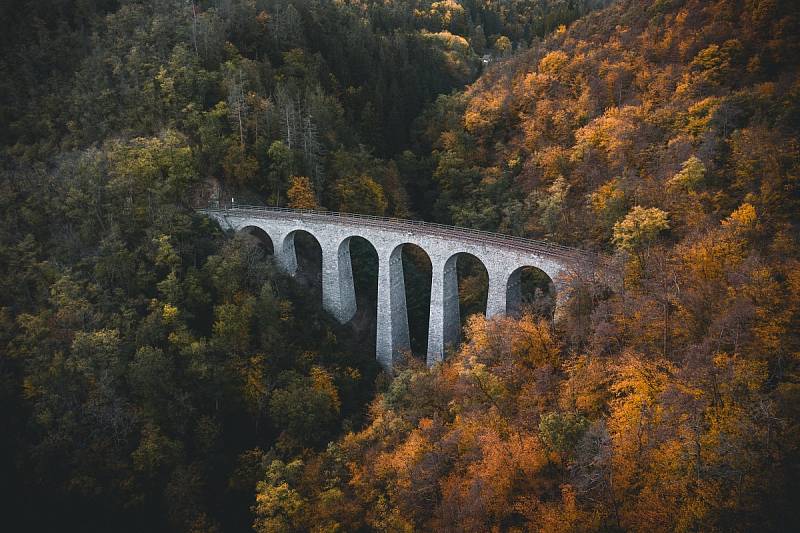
[200,206,586,370]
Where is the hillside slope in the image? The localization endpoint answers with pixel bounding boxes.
[418,0,799,247]
[263,1,800,531]
[0,0,798,531]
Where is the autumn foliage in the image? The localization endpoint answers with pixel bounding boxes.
[1,0,799,531]
[250,1,800,531]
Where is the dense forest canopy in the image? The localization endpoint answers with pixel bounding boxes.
[1,0,799,531]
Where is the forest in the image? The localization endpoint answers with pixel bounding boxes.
[0,0,798,531]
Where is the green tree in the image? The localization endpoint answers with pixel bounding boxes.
[267,140,295,206]
[668,156,706,191]
[268,372,341,447]
[108,130,197,209]
[538,411,590,463]
[494,35,512,57]
[331,175,388,215]
[612,206,670,253]
[537,176,571,238]
[253,460,306,533]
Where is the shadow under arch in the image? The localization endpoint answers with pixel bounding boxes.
[391,242,432,360]
[448,251,489,325]
[433,251,489,358]
[507,265,555,319]
[283,229,322,289]
[339,234,379,327]
[240,225,274,255]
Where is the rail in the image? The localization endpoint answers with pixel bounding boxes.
[198,205,590,262]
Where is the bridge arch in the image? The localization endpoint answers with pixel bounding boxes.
[450,251,489,322]
[240,225,274,255]
[426,250,489,365]
[280,229,322,287]
[339,236,379,307]
[506,265,555,318]
[391,243,432,361]
[331,235,379,324]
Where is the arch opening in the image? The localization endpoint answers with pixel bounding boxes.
[285,229,322,290]
[241,226,274,256]
[342,236,379,337]
[453,252,489,326]
[397,243,432,360]
[507,266,555,319]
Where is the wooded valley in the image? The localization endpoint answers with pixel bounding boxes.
[0,1,798,531]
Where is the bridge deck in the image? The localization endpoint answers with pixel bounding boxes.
[199,205,588,262]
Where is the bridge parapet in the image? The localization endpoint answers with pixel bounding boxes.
[199,205,587,263]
